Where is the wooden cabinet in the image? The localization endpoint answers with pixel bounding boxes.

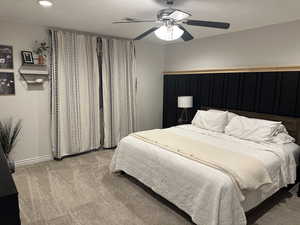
[0,149,20,225]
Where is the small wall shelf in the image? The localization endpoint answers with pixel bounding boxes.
[19,64,49,89]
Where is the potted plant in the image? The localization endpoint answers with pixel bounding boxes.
[33,41,49,65]
[0,119,22,173]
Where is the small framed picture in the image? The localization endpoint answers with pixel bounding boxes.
[0,72,15,95]
[21,51,34,64]
[0,45,13,69]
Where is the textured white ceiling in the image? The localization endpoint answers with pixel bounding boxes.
[1,0,300,44]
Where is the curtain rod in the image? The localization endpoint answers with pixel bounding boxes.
[48,26,133,41]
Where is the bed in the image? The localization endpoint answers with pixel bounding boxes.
[110,109,300,225]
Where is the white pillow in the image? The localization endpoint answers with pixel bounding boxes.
[209,109,238,123]
[269,124,295,144]
[270,133,295,144]
[228,112,238,122]
[192,110,228,132]
[225,116,282,142]
[273,124,288,136]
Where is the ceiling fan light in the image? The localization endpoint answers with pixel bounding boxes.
[38,0,53,7]
[154,25,184,41]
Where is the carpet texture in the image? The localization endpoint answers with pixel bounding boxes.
[13,150,300,225]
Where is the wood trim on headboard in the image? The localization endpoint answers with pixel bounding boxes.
[164,65,300,75]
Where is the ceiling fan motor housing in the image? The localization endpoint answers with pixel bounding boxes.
[157,8,176,21]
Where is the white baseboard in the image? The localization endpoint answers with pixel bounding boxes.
[15,155,53,167]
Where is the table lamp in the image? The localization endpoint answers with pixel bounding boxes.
[177,96,193,124]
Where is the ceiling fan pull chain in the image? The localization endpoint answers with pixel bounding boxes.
[166,0,174,7]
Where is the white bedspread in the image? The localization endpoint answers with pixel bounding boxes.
[110,125,298,225]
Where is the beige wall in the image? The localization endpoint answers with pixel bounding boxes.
[135,41,164,131]
[0,21,51,164]
[164,20,300,71]
[0,21,165,164]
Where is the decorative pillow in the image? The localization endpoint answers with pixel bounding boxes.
[228,112,238,122]
[270,133,295,144]
[273,124,288,136]
[269,124,295,144]
[209,109,238,123]
[192,110,228,132]
[225,116,282,142]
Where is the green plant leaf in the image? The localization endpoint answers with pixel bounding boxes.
[0,118,22,156]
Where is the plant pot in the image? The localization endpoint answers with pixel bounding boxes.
[38,55,45,65]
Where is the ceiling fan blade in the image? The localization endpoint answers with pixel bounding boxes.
[178,25,193,41]
[168,10,191,21]
[184,20,230,29]
[134,27,158,40]
[113,20,156,24]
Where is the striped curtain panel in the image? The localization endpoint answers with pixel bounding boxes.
[50,30,101,159]
[101,38,137,148]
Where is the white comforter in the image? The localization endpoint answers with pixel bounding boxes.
[110,125,298,225]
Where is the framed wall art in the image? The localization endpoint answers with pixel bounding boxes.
[0,72,15,95]
[0,45,13,70]
[21,51,34,64]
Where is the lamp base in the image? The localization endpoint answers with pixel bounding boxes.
[178,108,189,125]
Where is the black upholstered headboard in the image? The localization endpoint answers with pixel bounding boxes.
[163,69,300,141]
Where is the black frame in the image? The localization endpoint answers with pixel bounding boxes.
[21,51,34,64]
[0,72,15,95]
[0,45,13,69]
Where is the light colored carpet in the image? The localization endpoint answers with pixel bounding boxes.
[13,150,300,225]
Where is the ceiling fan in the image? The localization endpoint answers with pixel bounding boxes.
[113,0,230,42]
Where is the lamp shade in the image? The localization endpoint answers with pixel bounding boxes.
[154,25,184,41]
[178,96,193,108]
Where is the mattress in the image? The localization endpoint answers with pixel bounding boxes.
[110,125,299,225]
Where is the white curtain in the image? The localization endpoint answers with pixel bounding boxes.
[50,30,101,159]
[101,38,137,148]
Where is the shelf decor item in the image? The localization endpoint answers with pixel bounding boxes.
[0,72,15,95]
[33,41,49,65]
[21,51,34,64]
[0,45,13,70]
[19,64,49,89]
[0,118,22,173]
